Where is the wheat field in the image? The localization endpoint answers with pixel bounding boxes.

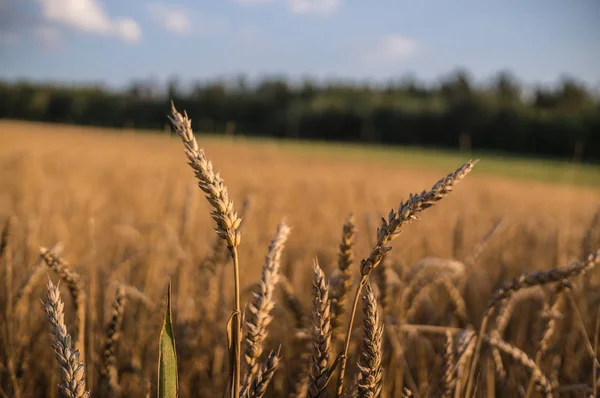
[0,114,599,398]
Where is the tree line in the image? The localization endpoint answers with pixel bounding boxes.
[1,70,599,162]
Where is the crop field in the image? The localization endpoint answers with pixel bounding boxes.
[0,115,599,398]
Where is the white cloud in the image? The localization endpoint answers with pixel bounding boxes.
[233,0,341,15]
[374,35,418,60]
[148,2,229,37]
[147,3,192,35]
[290,0,340,15]
[35,0,141,43]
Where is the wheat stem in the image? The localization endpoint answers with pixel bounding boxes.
[232,247,242,398]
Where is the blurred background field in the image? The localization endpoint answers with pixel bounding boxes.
[0,118,598,305]
[1,116,600,397]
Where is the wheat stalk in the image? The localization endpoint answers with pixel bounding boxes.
[464,218,505,267]
[336,160,477,396]
[169,102,243,398]
[437,277,468,326]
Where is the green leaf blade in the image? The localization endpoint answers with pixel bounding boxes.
[158,281,178,398]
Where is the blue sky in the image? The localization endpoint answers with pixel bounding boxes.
[0,0,598,88]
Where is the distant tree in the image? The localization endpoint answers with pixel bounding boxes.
[398,73,427,97]
[533,86,561,109]
[257,79,291,105]
[493,70,521,104]
[128,80,156,100]
[1,69,599,162]
[167,76,180,101]
[235,74,249,93]
[299,80,317,100]
[557,76,592,113]
[440,68,473,104]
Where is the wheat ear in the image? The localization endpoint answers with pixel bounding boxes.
[244,221,291,387]
[14,242,64,314]
[43,279,90,398]
[356,283,384,398]
[336,160,477,397]
[100,284,127,397]
[309,260,333,398]
[169,102,243,398]
[483,334,552,398]
[330,214,356,343]
[433,330,456,398]
[523,282,570,398]
[40,247,87,365]
[242,348,281,398]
